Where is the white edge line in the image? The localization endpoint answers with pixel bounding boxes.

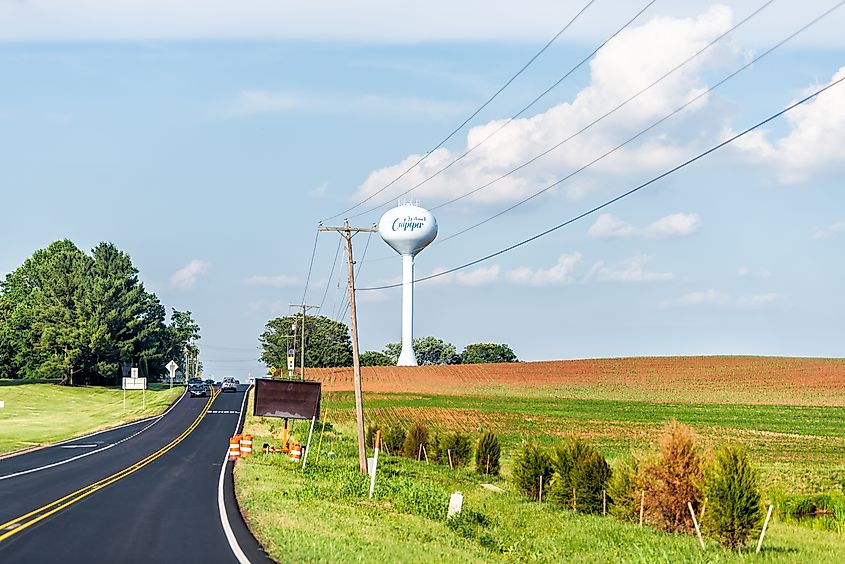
[219,386,252,564]
[0,388,189,481]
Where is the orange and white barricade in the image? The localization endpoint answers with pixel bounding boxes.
[290,443,302,463]
[240,434,253,457]
[228,436,241,460]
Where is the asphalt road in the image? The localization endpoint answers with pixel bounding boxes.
[0,385,272,564]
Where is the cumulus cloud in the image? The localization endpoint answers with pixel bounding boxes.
[507,253,583,286]
[245,274,301,288]
[731,67,845,183]
[171,260,208,289]
[812,221,845,240]
[588,212,700,239]
[586,253,674,282]
[355,6,737,206]
[736,292,782,307]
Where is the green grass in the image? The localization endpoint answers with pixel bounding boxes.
[0,380,184,454]
[235,420,845,563]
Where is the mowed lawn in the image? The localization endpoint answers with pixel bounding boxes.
[0,380,184,454]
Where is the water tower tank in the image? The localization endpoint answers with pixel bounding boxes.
[378,204,438,366]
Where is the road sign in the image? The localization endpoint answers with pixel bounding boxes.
[123,377,147,390]
[130,367,139,378]
[166,360,178,378]
[286,355,295,373]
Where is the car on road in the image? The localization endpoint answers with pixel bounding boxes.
[204,379,214,386]
[188,382,208,397]
[221,377,237,393]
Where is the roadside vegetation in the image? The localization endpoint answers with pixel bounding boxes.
[235,398,845,562]
[0,380,183,454]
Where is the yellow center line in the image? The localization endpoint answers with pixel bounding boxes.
[0,387,221,542]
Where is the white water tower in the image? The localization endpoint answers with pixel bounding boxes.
[378,203,438,366]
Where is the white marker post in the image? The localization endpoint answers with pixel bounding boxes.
[369,430,381,499]
[301,416,317,469]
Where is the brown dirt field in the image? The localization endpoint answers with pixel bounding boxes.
[306,356,845,406]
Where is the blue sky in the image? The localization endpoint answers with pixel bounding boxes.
[1,1,843,378]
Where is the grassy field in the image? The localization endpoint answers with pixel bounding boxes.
[235,357,845,562]
[0,380,184,454]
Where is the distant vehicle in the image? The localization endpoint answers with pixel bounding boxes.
[187,377,203,386]
[204,379,214,386]
[234,380,240,385]
[221,377,237,393]
[188,382,208,397]
[248,377,255,385]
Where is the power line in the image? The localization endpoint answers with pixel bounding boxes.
[300,226,321,304]
[320,0,599,223]
[349,0,659,220]
[430,0,838,247]
[358,73,845,291]
[339,228,376,324]
[319,235,343,312]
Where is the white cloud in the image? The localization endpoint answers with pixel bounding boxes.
[588,212,700,239]
[171,260,208,289]
[644,213,701,238]
[812,221,845,240]
[587,253,674,282]
[587,214,639,238]
[732,67,845,183]
[507,253,582,286]
[1,2,842,46]
[311,182,329,199]
[355,6,737,206]
[426,264,501,286]
[245,274,301,288]
[738,265,770,278]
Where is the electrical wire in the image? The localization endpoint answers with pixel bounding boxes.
[431,0,839,247]
[320,0,599,223]
[319,235,343,311]
[349,0,659,220]
[300,226,321,305]
[358,73,845,291]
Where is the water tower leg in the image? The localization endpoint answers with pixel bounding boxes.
[398,254,417,366]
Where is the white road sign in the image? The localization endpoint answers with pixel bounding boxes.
[122,377,147,390]
[130,367,139,378]
[166,360,178,378]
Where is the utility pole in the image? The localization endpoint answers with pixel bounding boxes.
[320,222,377,474]
[288,303,320,380]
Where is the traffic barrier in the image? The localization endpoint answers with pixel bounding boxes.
[290,443,302,463]
[228,436,241,460]
[240,434,253,457]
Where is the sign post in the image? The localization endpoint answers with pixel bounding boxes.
[166,360,178,389]
[122,376,148,410]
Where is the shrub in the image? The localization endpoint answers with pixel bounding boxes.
[547,438,611,513]
[366,424,379,449]
[642,420,706,533]
[607,454,641,521]
[438,432,473,468]
[382,425,406,455]
[512,443,553,501]
[402,421,430,460]
[704,443,763,549]
[475,432,501,476]
[778,493,845,534]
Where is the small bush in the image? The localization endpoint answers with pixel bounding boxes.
[704,443,763,549]
[382,425,406,455]
[438,432,473,467]
[512,443,553,501]
[607,454,641,521]
[366,424,379,449]
[548,438,611,513]
[402,421,430,460]
[642,420,706,533]
[475,432,501,476]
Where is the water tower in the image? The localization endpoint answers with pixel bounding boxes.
[378,203,438,366]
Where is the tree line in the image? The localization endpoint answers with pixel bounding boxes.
[0,240,201,385]
[259,314,517,371]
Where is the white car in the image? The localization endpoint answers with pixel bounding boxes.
[221,377,237,393]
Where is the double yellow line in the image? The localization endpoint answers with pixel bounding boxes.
[0,387,220,543]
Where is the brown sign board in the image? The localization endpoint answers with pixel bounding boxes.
[253,379,321,420]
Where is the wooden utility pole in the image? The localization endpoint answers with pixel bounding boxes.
[320,222,377,474]
[288,303,320,380]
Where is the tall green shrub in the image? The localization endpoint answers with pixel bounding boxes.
[475,432,501,476]
[382,425,406,455]
[512,443,553,501]
[548,438,611,513]
[704,444,763,549]
[608,455,641,521]
[402,421,430,460]
[437,432,473,467]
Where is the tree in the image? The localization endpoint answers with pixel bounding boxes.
[260,315,352,370]
[461,343,517,364]
[167,309,201,379]
[383,336,460,366]
[360,351,392,366]
[704,444,763,549]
